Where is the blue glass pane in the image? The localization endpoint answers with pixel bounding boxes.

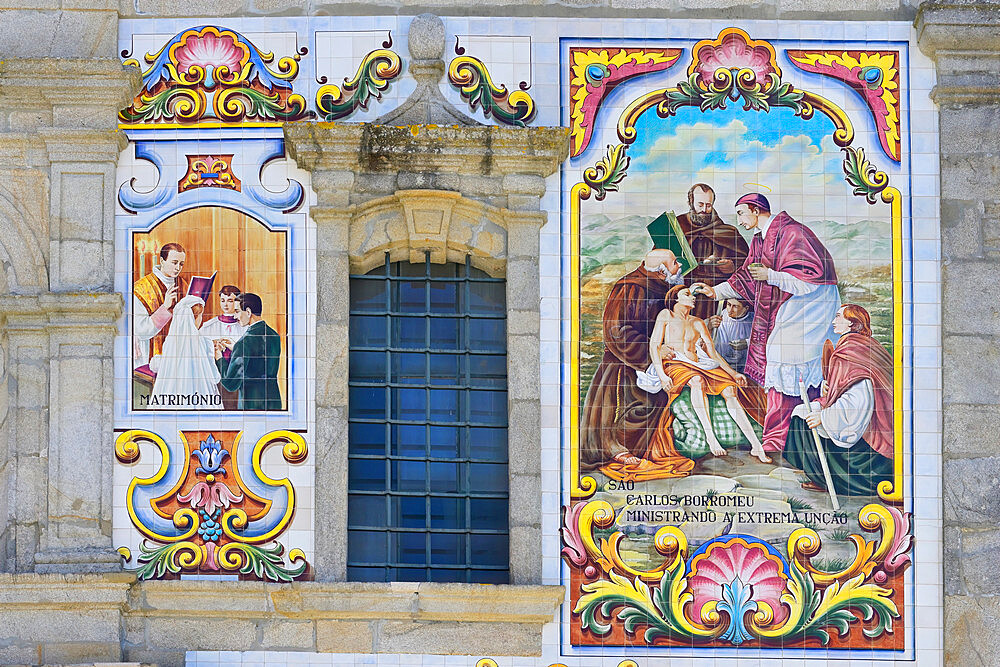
[391,423,425,457]
[429,389,461,422]
[348,495,387,527]
[468,319,505,352]
[391,460,426,492]
[470,463,507,494]
[470,499,507,530]
[428,262,459,278]
[394,567,426,581]
[393,262,425,277]
[429,568,466,583]
[392,317,425,349]
[349,387,385,418]
[393,532,426,565]
[429,281,459,313]
[472,569,509,584]
[347,566,384,581]
[348,530,387,563]
[350,350,386,383]
[428,354,462,385]
[469,427,506,461]
[430,496,463,529]
[392,353,425,384]
[431,533,465,565]
[428,425,460,458]
[429,317,462,349]
[348,459,386,491]
[348,422,386,456]
[392,280,425,312]
[470,534,508,567]
[350,315,387,347]
[469,281,505,314]
[429,461,460,493]
[391,387,426,421]
[392,496,426,529]
[469,390,507,425]
[350,279,386,312]
[469,355,505,388]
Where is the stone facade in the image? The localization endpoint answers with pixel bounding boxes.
[0,0,994,665]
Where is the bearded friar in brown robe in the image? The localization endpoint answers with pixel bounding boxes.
[580,249,695,479]
[678,183,749,320]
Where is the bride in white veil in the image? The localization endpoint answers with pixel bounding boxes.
[148,294,222,410]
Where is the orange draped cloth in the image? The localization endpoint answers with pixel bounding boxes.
[601,359,766,482]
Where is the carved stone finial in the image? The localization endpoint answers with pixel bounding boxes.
[375,13,477,126]
[408,13,445,62]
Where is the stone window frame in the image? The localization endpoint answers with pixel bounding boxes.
[284,122,568,587]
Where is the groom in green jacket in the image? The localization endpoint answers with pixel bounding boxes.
[214,292,283,410]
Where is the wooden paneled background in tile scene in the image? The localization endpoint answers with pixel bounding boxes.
[132,206,288,408]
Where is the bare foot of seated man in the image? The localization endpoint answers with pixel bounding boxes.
[649,285,771,463]
[611,450,643,466]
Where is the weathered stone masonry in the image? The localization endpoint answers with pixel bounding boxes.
[0,0,997,665]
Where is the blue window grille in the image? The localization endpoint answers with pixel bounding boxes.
[347,253,509,583]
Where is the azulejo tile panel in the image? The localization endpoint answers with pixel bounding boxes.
[115,14,941,665]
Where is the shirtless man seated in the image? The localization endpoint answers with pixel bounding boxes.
[647,284,771,463]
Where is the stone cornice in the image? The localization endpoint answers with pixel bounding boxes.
[916,1,1000,104]
[132,580,564,624]
[0,58,141,128]
[0,292,123,331]
[916,1,1000,56]
[284,122,570,180]
[0,573,134,609]
[39,127,130,162]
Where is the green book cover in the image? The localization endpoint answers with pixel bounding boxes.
[646,211,698,276]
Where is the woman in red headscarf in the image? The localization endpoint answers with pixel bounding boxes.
[782,304,894,497]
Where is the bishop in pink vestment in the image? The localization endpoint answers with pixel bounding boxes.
[702,194,840,452]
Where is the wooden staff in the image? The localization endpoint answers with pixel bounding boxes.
[798,377,840,511]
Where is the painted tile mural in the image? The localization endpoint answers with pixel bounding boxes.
[113,25,316,581]
[561,24,927,662]
[115,14,941,666]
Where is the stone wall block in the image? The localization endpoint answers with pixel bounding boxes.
[41,641,121,665]
[315,322,349,407]
[944,596,1000,666]
[260,619,315,650]
[0,10,118,58]
[146,617,259,652]
[375,620,541,655]
[12,454,46,522]
[943,526,963,596]
[943,404,1000,456]
[0,609,120,644]
[940,199,989,259]
[508,524,542,586]
[507,336,541,402]
[939,152,1000,201]
[314,406,349,581]
[314,619,373,653]
[942,261,1000,335]
[509,472,541,528]
[55,239,111,291]
[955,527,1000,595]
[507,400,541,476]
[943,456,1000,524]
[942,335,1000,405]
